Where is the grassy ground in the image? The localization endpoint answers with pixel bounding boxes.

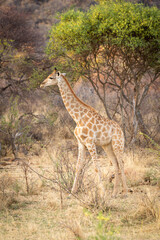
[0,144,160,240]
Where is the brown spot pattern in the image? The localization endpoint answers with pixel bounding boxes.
[82,128,88,135]
[87,122,92,129]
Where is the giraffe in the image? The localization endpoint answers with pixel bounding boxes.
[40,68,128,197]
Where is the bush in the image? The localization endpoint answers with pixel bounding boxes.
[0,173,20,210]
[0,96,33,158]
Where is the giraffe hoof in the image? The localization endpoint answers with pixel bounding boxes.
[128,188,133,193]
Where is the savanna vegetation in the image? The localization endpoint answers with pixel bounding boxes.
[0,0,160,239]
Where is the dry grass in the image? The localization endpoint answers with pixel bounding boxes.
[0,145,160,240]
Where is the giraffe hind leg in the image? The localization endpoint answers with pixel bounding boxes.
[111,137,128,196]
[102,143,120,197]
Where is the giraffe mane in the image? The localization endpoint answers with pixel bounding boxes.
[61,75,96,112]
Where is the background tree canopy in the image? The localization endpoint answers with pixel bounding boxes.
[47,0,160,143]
[47,0,160,68]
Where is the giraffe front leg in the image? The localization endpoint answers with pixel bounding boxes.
[71,140,86,194]
[85,141,105,197]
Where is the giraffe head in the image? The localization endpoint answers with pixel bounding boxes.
[40,68,66,88]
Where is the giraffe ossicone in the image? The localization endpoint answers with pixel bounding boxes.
[40,69,128,197]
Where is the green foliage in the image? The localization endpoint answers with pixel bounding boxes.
[47,0,160,71]
[29,68,49,89]
[83,209,120,240]
[0,39,16,74]
[0,96,33,157]
[0,38,37,94]
[46,112,58,126]
[144,168,160,186]
[1,96,20,133]
[0,39,13,55]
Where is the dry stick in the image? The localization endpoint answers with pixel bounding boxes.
[57,165,63,209]
[22,163,30,194]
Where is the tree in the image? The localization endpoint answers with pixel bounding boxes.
[46,0,160,143]
[0,6,38,50]
[0,6,48,154]
[0,6,40,99]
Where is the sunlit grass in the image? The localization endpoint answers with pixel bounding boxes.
[0,147,160,240]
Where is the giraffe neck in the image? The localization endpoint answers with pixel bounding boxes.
[57,75,93,123]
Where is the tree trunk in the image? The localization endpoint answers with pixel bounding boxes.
[136,109,150,136]
[130,97,138,145]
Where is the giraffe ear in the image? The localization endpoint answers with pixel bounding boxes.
[62,73,66,76]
